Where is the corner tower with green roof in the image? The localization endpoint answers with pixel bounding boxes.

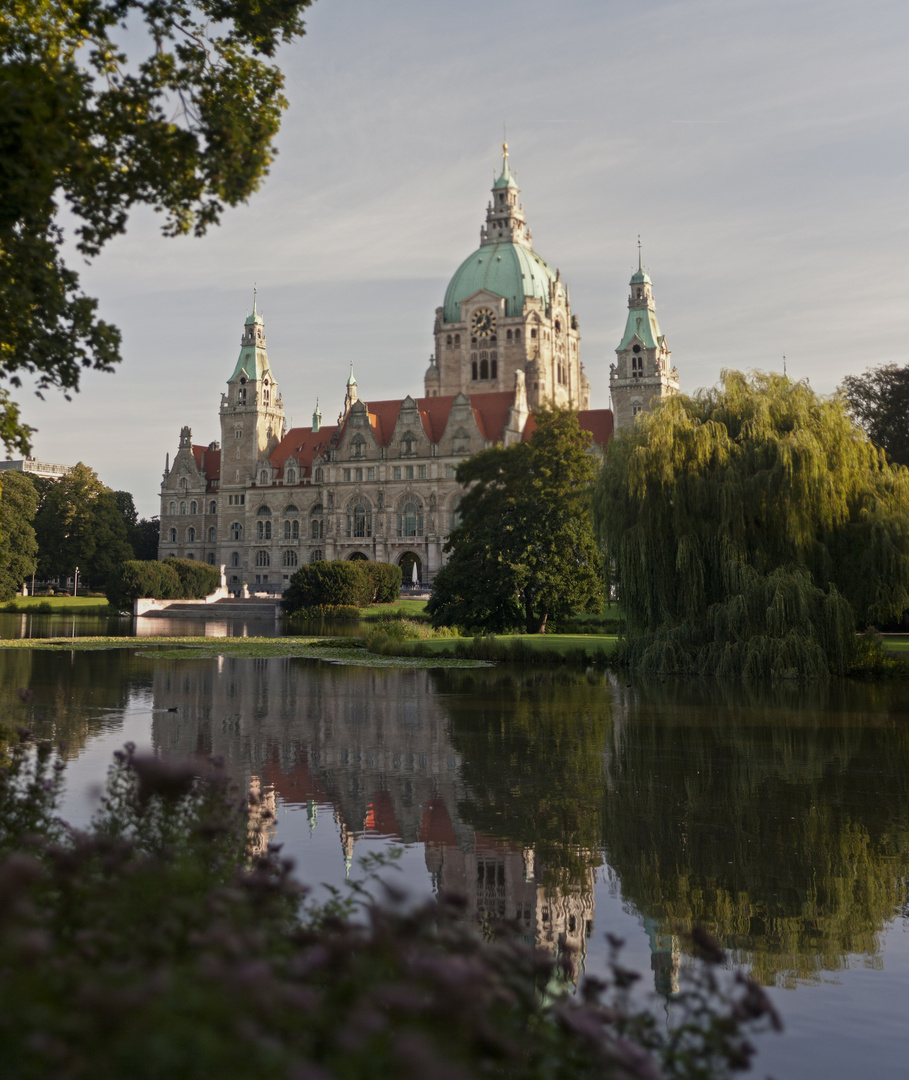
[609,247,678,431]
[219,295,285,491]
[427,144,589,411]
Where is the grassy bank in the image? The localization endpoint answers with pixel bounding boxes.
[0,635,490,668]
[2,596,119,615]
[366,631,618,664]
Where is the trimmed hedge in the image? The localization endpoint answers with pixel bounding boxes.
[106,558,219,610]
[283,560,402,613]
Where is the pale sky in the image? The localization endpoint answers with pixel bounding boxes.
[17,0,909,517]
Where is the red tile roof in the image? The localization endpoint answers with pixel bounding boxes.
[191,445,222,487]
[521,408,614,448]
[268,425,339,478]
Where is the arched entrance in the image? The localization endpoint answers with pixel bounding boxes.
[398,551,422,588]
[348,551,368,561]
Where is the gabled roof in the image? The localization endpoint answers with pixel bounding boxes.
[340,392,515,448]
[269,426,339,477]
[191,445,221,485]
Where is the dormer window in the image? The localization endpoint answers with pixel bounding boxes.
[260,469,269,485]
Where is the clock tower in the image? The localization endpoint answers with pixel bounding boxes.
[428,146,588,410]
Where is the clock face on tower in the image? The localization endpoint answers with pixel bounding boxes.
[471,307,496,338]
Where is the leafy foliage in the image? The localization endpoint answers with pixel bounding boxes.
[33,462,133,587]
[165,556,220,599]
[840,362,909,467]
[0,0,313,452]
[0,733,781,1079]
[429,410,604,634]
[0,470,38,599]
[283,560,401,612]
[595,371,909,676]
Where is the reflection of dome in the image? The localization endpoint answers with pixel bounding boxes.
[443,242,557,322]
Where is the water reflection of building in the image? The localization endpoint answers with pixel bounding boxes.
[151,657,594,981]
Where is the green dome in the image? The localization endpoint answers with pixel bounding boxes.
[443,242,556,323]
[630,267,651,285]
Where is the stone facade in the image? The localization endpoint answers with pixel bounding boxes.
[158,150,677,590]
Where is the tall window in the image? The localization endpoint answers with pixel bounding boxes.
[180,501,186,515]
[351,435,365,459]
[255,550,270,567]
[286,468,296,484]
[169,501,176,515]
[169,528,177,543]
[397,498,423,538]
[260,469,269,485]
[208,526,216,542]
[347,500,372,538]
[230,522,242,540]
[257,519,272,540]
[311,505,324,539]
[310,549,323,564]
[190,500,197,515]
[402,433,414,456]
[231,551,240,567]
[314,467,323,483]
[282,550,298,568]
[209,500,217,515]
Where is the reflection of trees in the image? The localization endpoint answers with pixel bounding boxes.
[602,678,909,986]
[436,669,611,889]
[0,649,153,758]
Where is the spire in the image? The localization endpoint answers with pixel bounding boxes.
[630,239,651,286]
[312,399,322,433]
[483,142,529,248]
[343,363,358,415]
[253,282,257,316]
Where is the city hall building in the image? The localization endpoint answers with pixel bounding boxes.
[157,146,678,591]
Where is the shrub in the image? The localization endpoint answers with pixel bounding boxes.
[164,558,220,600]
[285,604,362,622]
[283,561,370,611]
[106,560,182,609]
[364,561,402,603]
[0,734,781,1080]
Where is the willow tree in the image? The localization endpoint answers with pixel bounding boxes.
[594,370,909,677]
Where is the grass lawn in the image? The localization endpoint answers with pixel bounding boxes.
[881,636,909,654]
[391,633,618,660]
[359,599,428,621]
[3,596,118,615]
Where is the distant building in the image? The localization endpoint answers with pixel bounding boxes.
[158,146,678,591]
[0,458,73,480]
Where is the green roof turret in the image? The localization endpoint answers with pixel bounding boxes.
[492,141,518,190]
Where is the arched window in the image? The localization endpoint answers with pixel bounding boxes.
[257,519,272,540]
[506,329,512,341]
[190,500,197,515]
[180,501,186,515]
[179,476,187,490]
[255,550,270,567]
[514,329,521,342]
[260,469,269,485]
[454,334,460,346]
[187,527,196,542]
[230,522,242,540]
[169,501,176,515]
[314,466,323,483]
[346,499,372,538]
[208,526,216,542]
[282,550,298,568]
[169,528,177,543]
[310,549,323,564]
[531,328,537,339]
[209,500,217,515]
[446,334,452,346]
[231,551,240,567]
[397,497,423,538]
[286,468,296,484]
[471,357,478,380]
[311,504,324,540]
[186,553,194,560]
[480,358,489,380]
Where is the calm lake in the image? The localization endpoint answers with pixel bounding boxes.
[2,615,908,1080]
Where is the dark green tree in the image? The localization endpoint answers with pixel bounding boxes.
[34,462,130,588]
[840,362,909,467]
[428,410,604,634]
[131,517,161,561]
[88,489,134,589]
[595,370,909,676]
[0,0,313,453]
[0,470,38,599]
